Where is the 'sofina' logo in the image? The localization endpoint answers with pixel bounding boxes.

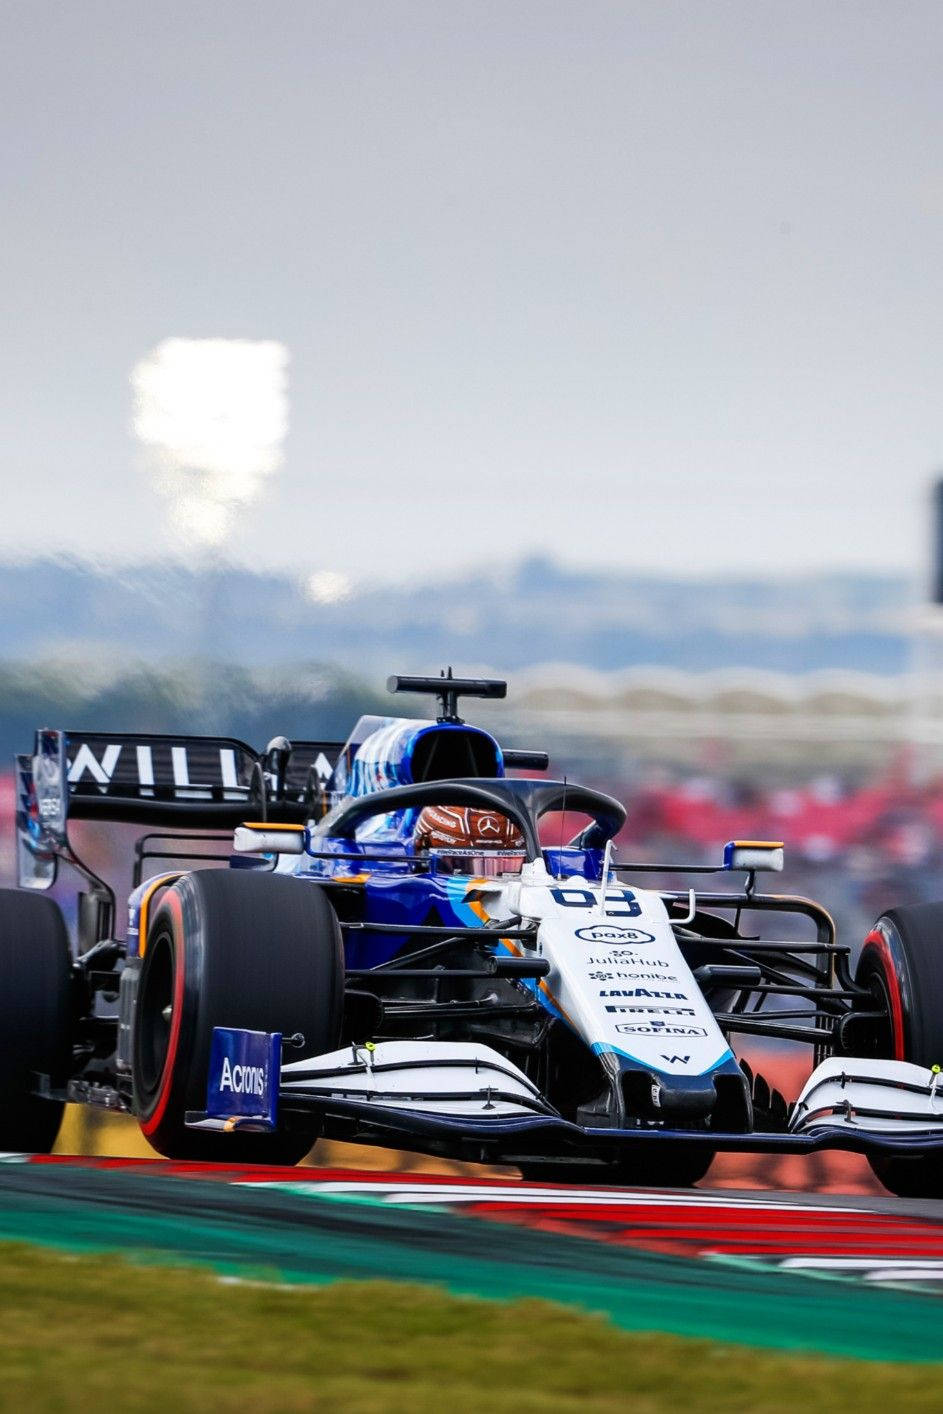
[575,925,656,944]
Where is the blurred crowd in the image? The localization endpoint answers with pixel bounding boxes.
[605,764,943,950]
[8,764,943,950]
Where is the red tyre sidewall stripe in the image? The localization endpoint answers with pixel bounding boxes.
[863,927,905,1061]
[140,889,187,1138]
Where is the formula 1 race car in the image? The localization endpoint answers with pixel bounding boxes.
[6,670,943,1196]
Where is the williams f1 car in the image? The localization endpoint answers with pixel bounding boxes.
[6,670,943,1195]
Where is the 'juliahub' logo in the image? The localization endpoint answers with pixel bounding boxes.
[575,925,656,944]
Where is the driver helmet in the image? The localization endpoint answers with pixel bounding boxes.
[414,805,525,874]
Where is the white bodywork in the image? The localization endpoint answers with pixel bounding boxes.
[270,859,737,1124]
[791,1056,943,1135]
[281,1040,542,1117]
[473,859,734,1080]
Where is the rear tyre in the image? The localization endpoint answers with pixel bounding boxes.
[132,870,343,1163]
[0,890,72,1154]
[856,904,943,1198]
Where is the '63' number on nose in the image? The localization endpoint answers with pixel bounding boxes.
[550,887,642,918]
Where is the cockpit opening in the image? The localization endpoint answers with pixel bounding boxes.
[410,727,500,783]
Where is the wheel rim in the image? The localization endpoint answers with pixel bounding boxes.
[858,928,906,1061]
[137,930,175,1099]
[861,965,897,1057]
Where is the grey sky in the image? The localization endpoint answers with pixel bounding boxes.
[1,1,941,586]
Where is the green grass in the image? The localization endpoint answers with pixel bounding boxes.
[0,1242,941,1412]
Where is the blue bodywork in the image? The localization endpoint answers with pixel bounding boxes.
[206,1027,281,1130]
[281,715,599,974]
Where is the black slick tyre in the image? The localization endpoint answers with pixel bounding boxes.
[0,890,72,1154]
[132,869,343,1163]
[609,1144,714,1188]
[856,904,943,1198]
[520,1146,714,1188]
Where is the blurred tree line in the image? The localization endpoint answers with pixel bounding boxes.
[0,661,391,757]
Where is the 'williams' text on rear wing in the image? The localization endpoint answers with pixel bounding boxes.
[17,729,345,833]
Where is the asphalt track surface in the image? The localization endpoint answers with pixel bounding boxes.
[3,1157,943,1362]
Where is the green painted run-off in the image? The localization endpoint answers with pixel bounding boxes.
[0,1167,939,1365]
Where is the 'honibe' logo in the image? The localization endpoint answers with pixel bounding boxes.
[219,1055,266,1096]
[575,926,656,944]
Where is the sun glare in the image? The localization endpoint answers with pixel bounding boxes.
[305,569,352,605]
[131,338,289,550]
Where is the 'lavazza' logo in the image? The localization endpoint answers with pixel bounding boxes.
[575,926,656,944]
[219,1055,266,1096]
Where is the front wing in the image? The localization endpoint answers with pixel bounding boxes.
[185,1029,943,1166]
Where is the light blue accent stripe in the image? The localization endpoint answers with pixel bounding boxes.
[444,877,488,927]
[532,986,564,1021]
[446,882,566,1021]
[591,1041,736,1077]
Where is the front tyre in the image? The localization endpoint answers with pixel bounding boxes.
[609,1144,715,1188]
[0,890,72,1154]
[520,1145,714,1188]
[132,870,343,1163]
[856,904,943,1198]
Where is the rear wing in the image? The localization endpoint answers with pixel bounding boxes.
[17,729,345,834]
[56,732,547,819]
[14,721,550,892]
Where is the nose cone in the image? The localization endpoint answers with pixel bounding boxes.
[621,1058,753,1129]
